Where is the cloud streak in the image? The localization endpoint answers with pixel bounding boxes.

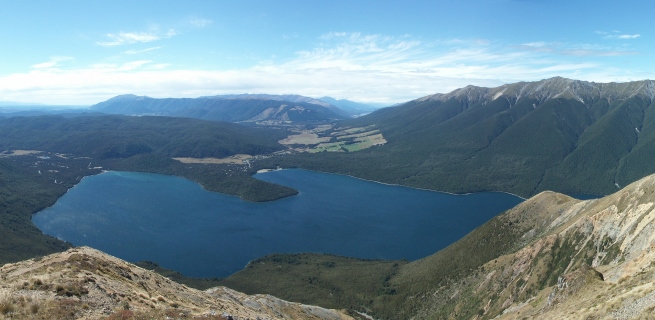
[97,28,177,47]
[31,56,74,69]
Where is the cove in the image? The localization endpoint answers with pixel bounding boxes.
[32,169,523,278]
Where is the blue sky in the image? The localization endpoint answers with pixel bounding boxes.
[0,0,653,105]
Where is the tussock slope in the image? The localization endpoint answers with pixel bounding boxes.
[0,247,353,320]
[404,172,655,319]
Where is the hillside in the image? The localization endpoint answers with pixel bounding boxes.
[0,246,354,319]
[218,171,655,319]
[270,77,655,198]
[90,94,346,123]
[0,115,287,159]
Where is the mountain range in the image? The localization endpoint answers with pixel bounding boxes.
[88,94,380,123]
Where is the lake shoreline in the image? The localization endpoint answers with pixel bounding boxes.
[33,169,523,278]
[254,167,528,200]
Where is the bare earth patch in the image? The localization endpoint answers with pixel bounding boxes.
[0,150,43,157]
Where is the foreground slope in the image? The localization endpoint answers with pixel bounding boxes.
[0,247,354,320]
[281,77,655,197]
[220,172,655,319]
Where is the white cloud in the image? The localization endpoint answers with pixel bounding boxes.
[124,46,163,55]
[517,40,638,56]
[599,31,641,40]
[617,34,640,39]
[31,56,74,69]
[3,33,653,105]
[188,18,212,28]
[97,32,161,46]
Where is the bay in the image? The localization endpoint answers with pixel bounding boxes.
[32,169,523,278]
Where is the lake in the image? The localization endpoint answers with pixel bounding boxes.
[32,169,523,278]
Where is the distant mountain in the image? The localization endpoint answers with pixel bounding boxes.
[90,94,346,123]
[317,96,383,116]
[278,77,655,198]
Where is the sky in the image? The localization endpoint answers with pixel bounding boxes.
[1,0,654,106]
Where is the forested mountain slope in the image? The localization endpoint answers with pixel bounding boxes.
[0,115,287,159]
[278,77,655,197]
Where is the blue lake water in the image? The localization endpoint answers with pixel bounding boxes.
[32,169,523,278]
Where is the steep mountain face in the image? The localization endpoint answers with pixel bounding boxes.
[397,170,655,319]
[219,172,655,319]
[0,247,354,319]
[90,94,346,123]
[336,77,655,197]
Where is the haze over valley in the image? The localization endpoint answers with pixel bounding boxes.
[4,1,655,319]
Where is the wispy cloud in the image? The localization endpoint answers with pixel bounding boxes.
[124,46,163,55]
[31,56,74,69]
[97,32,162,47]
[610,34,640,39]
[3,33,653,105]
[188,18,212,28]
[517,41,638,56]
[597,30,641,40]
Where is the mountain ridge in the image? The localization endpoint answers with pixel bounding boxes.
[90,94,346,123]
[418,77,655,105]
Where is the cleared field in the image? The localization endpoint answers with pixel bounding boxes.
[279,131,332,145]
[173,154,252,164]
[330,125,375,136]
[308,132,386,153]
[336,130,380,140]
[0,149,43,157]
